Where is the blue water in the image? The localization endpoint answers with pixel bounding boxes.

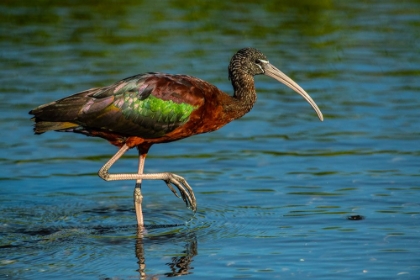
[1,1,419,279]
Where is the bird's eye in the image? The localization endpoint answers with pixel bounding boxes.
[255,61,264,73]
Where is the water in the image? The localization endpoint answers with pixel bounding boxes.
[1,1,420,279]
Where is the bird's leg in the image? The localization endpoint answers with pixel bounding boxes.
[134,152,146,228]
[98,144,197,217]
[98,144,130,179]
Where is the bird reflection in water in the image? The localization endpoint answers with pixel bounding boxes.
[135,227,197,279]
[164,239,197,277]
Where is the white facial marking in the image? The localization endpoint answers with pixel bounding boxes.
[256,64,264,72]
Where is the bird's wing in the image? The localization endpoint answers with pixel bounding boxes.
[31,73,205,138]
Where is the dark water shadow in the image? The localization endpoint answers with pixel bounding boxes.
[89,223,199,279]
[135,226,198,279]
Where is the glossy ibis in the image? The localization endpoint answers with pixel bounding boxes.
[30,48,323,227]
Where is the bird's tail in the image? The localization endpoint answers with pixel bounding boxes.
[30,119,79,134]
[28,89,99,134]
[29,98,82,134]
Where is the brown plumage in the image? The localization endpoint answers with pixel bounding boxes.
[30,48,323,227]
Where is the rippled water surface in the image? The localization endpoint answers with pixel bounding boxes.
[1,1,420,279]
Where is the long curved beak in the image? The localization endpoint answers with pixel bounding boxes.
[262,62,324,121]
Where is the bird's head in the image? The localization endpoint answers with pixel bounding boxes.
[229,47,324,121]
[229,48,268,77]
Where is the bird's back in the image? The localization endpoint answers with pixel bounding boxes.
[29,73,223,143]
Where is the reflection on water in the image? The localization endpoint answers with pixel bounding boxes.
[1,0,420,279]
[135,227,198,278]
[0,217,198,279]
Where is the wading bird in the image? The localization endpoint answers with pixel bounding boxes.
[30,48,323,227]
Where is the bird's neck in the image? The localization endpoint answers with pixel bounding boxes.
[226,72,257,118]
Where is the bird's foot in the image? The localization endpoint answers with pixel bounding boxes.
[163,173,197,212]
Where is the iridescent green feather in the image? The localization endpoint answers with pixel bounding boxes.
[118,92,196,136]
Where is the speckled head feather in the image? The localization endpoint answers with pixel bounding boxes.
[226,48,268,105]
[228,48,268,81]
